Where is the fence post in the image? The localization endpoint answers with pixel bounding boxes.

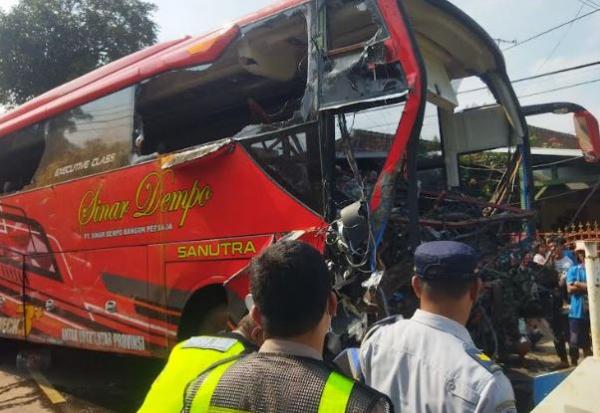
[583,241,600,358]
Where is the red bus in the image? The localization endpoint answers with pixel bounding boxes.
[1,0,595,357]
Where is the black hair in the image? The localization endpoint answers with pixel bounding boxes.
[420,277,477,301]
[250,241,331,338]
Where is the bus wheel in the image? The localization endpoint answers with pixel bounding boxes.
[177,286,228,341]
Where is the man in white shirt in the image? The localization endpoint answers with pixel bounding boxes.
[360,241,516,413]
[533,243,549,266]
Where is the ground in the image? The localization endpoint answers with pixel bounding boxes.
[0,337,576,413]
[0,340,163,413]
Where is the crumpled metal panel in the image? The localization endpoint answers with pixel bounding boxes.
[160,138,235,170]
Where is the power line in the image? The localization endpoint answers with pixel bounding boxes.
[459,60,600,94]
[576,0,600,10]
[535,4,584,73]
[503,7,600,51]
[517,77,600,98]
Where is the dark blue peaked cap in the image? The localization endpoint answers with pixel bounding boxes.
[414,241,479,281]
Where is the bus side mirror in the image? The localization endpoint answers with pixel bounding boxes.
[573,110,600,162]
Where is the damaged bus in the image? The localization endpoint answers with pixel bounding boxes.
[1,0,599,357]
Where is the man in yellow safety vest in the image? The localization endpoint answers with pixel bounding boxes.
[181,241,393,413]
[137,314,261,413]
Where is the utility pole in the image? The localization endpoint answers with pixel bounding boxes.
[583,240,600,357]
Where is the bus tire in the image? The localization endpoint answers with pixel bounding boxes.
[177,285,228,342]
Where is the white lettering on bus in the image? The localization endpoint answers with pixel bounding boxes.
[54,153,117,178]
[0,317,21,336]
[61,328,145,352]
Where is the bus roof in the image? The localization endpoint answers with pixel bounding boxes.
[0,0,309,140]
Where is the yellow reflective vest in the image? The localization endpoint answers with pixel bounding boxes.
[183,355,358,413]
[138,335,252,413]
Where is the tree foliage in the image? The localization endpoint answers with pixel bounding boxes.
[0,0,157,106]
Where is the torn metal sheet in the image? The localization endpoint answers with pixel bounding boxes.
[319,42,408,111]
[160,138,235,170]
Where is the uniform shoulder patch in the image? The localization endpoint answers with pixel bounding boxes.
[182,336,238,352]
[465,347,502,374]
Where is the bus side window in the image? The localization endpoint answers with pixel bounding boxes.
[0,123,46,195]
[240,123,323,213]
[137,5,311,155]
[31,86,136,187]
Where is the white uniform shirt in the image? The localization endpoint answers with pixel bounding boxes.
[360,310,516,413]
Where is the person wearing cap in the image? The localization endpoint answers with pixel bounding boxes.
[137,314,261,413]
[182,240,393,413]
[360,241,516,413]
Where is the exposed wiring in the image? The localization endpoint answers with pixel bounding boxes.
[531,155,584,169]
[534,187,591,202]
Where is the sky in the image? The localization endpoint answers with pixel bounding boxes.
[1,0,599,134]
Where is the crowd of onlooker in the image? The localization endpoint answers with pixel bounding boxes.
[527,236,591,366]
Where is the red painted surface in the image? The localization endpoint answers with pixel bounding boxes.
[369,0,425,213]
[0,144,325,355]
[0,0,422,357]
[575,110,600,161]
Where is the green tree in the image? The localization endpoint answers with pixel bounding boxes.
[0,0,157,106]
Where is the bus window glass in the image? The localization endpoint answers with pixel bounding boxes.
[320,0,406,111]
[334,103,403,202]
[0,123,46,195]
[334,102,446,203]
[417,103,445,191]
[240,123,323,213]
[137,7,310,155]
[32,87,135,187]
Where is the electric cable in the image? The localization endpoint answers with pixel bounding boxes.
[459,60,600,94]
[568,176,600,225]
[576,0,600,10]
[535,4,584,73]
[503,8,600,51]
[517,77,600,98]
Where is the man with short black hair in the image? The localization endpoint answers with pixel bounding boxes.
[360,241,516,413]
[183,240,393,413]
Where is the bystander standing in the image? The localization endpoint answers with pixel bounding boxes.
[566,249,592,364]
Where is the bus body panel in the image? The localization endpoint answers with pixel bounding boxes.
[0,142,326,356]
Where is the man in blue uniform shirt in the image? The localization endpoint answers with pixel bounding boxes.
[360,241,516,413]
